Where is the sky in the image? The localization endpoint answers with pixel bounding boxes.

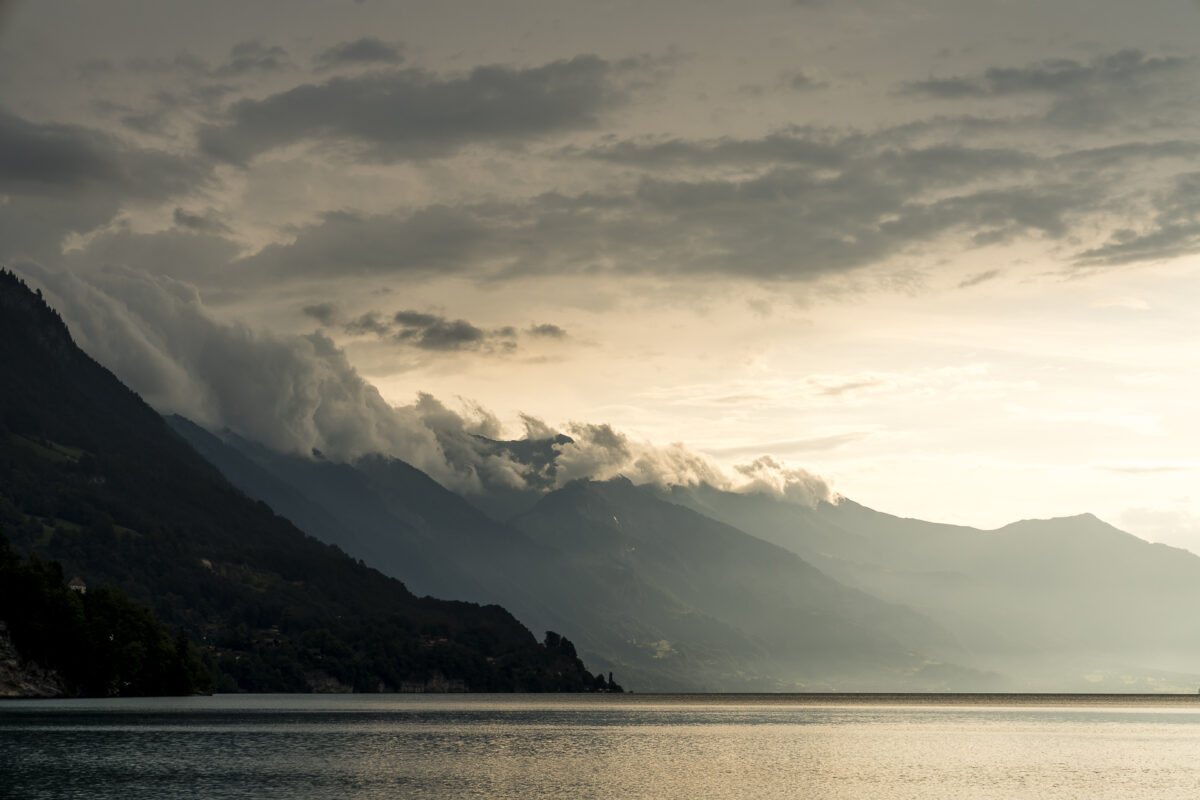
[4,0,1200,549]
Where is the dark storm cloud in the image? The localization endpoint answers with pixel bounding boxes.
[0,108,198,192]
[198,55,630,163]
[56,93,1189,288]
[314,38,404,69]
[231,129,1106,284]
[0,108,209,262]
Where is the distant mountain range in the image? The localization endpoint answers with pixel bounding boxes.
[9,266,1200,693]
[170,419,991,690]
[172,408,1200,692]
[664,483,1200,689]
[0,269,611,694]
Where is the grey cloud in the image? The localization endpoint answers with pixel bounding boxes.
[0,108,209,263]
[580,127,852,168]
[21,265,530,495]
[173,207,231,235]
[314,38,404,68]
[198,55,629,163]
[787,71,825,91]
[301,302,337,325]
[215,40,291,77]
[1075,171,1200,266]
[125,53,210,76]
[59,227,241,285]
[21,264,837,502]
[528,323,567,339]
[392,310,441,328]
[907,50,1188,98]
[177,112,1200,285]
[241,206,504,278]
[343,308,513,352]
[344,311,392,336]
[904,50,1195,129]
[232,135,1096,284]
[397,317,488,351]
[0,108,197,193]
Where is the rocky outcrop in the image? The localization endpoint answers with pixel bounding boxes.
[0,622,65,698]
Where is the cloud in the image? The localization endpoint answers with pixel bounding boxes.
[343,311,392,336]
[241,206,515,279]
[301,302,338,325]
[708,432,869,457]
[786,71,825,91]
[903,50,1196,128]
[906,50,1189,99]
[20,264,838,504]
[551,422,728,490]
[234,136,1083,284]
[122,42,290,80]
[40,107,1200,292]
[314,38,404,69]
[198,55,631,164]
[0,108,200,194]
[1092,462,1195,475]
[0,107,209,263]
[394,314,490,351]
[1075,171,1200,266]
[215,41,291,77]
[173,207,231,235]
[20,264,531,495]
[341,308,524,352]
[527,323,567,339]
[732,456,834,507]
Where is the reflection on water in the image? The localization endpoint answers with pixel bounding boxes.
[4,694,1200,799]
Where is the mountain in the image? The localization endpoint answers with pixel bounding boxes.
[172,417,988,690]
[0,269,611,693]
[163,419,585,651]
[663,483,1200,690]
[511,477,988,690]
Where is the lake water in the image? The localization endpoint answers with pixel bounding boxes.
[5,694,1200,799]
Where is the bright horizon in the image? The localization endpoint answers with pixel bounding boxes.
[5,0,1200,550]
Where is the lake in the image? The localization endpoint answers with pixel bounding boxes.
[5,694,1200,798]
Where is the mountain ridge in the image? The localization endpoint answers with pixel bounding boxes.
[0,268,613,693]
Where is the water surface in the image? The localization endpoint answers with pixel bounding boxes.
[5,693,1200,799]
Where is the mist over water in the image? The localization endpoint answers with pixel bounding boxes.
[7,694,1200,799]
